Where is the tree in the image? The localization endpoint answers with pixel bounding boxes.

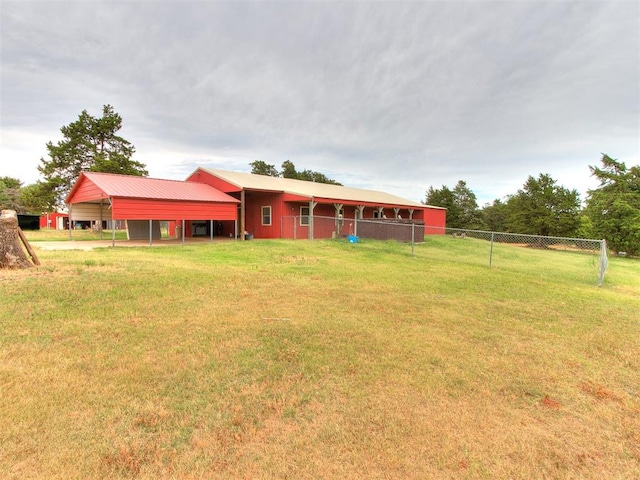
[452,180,482,229]
[0,177,23,212]
[424,180,481,229]
[481,199,508,232]
[280,160,298,179]
[584,154,640,255]
[20,183,54,215]
[250,160,279,177]
[504,173,581,237]
[38,105,148,209]
[248,160,342,185]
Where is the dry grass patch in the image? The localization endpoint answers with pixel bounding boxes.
[1,238,639,478]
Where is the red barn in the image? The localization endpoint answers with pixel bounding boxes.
[65,169,446,242]
[40,212,69,230]
[187,168,446,240]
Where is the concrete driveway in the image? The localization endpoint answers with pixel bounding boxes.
[31,238,223,251]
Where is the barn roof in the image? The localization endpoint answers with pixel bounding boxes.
[66,172,240,204]
[195,168,442,209]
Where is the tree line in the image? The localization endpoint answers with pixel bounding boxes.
[250,160,342,185]
[1,106,637,255]
[424,155,640,255]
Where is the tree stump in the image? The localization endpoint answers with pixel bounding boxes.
[0,210,33,269]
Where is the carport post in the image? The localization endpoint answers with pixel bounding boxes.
[99,200,104,240]
[181,220,185,246]
[68,205,73,240]
[234,220,238,241]
[149,219,153,246]
[210,220,214,243]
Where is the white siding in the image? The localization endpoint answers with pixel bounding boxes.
[69,203,111,221]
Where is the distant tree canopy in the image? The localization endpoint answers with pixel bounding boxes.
[503,174,581,237]
[583,154,640,255]
[427,174,582,238]
[250,160,342,185]
[424,180,482,229]
[37,105,147,210]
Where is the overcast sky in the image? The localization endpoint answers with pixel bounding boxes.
[1,0,638,205]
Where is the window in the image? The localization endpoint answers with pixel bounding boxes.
[300,206,310,225]
[261,206,271,226]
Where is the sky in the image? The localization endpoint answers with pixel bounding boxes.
[1,0,638,206]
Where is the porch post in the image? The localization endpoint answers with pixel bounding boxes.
[333,203,343,237]
[408,209,414,220]
[308,199,317,241]
[149,219,153,247]
[210,219,214,243]
[240,188,246,241]
[355,205,364,236]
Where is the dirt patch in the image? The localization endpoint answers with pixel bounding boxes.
[540,395,562,409]
[581,382,622,403]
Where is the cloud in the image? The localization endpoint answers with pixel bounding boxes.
[1,0,638,204]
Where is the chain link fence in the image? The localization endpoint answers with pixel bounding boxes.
[280,216,608,286]
[442,227,608,286]
[281,216,425,242]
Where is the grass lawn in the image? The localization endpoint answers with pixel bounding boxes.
[1,236,639,479]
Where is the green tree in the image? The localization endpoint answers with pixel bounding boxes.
[584,154,640,255]
[481,199,508,232]
[453,180,482,229]
[38,105,147,209]
[249,160,341,185]
[504,173,581,237]
[0,177,23,212]
[250,160,279,177]
[20,182,55,215]
[280,160,298,179]
[424,180,480,229]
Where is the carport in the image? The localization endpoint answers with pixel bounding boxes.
[65,172,240,246]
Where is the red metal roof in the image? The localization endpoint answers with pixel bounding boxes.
[67,172,240,204]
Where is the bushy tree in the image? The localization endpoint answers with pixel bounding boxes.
[424,180,481,229]
[0,177,23,212]
[504,174,581,237]
[250,160,279,177]
[38,105,147,209]
[584,154,640,255]
[20,183,54,215]
[481,199,508,232]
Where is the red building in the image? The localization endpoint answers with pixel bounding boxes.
[65,172,239,241]
[187,168,446,240]
[66,169,446,242]
[39,212,69,230]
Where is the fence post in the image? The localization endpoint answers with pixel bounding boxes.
[411,222,415,256]
[598,239,608,286]
[489,232,494,268]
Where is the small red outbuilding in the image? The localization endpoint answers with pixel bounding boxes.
[65,172,240,240]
